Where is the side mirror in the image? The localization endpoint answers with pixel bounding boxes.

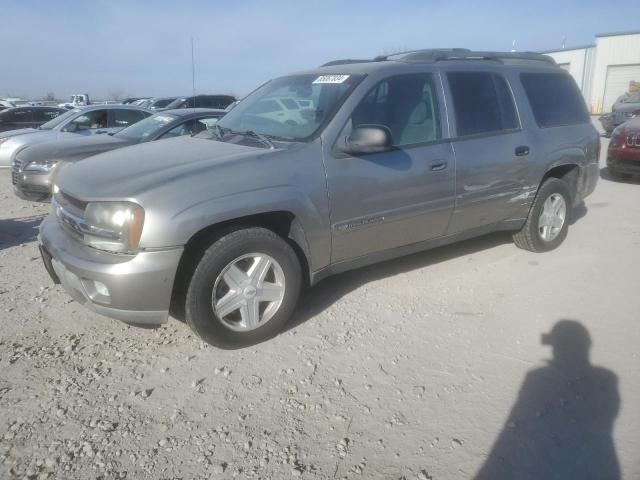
[342,126,392,155]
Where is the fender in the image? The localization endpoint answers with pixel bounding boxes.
[168,185,329,272]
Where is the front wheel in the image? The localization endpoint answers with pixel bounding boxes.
[513,178,572,252]
[185,227,302,348]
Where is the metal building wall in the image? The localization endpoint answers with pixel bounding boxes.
[543,32,640,113]
[590,32,640,113]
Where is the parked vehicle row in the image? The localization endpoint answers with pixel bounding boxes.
[13,108,225,199]
[0,105,153,167]
[26,48,602,349]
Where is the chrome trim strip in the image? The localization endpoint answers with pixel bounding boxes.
[53,197,120,240]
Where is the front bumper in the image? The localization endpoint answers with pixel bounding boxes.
[12,161,54,200]
[39,215,183,326]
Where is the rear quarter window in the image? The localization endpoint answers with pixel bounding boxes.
[520,73,589,128]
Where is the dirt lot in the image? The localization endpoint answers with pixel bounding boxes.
[1,131,639,479]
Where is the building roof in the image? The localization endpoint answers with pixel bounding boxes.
[595,30,640,38]
[540,44,595,54]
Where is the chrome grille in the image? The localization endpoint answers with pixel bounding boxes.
[11,157,22,185]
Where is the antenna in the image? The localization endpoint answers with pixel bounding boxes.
[191,37,196,97]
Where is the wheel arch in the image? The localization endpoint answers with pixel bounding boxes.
[169,211,312,320]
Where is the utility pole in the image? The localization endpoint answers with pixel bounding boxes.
[191,37,196,97]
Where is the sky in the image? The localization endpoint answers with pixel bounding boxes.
[2,0,639,100]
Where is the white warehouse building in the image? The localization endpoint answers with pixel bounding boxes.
[542,30,640,113]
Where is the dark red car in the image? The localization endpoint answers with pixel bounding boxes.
[607,117,640,180]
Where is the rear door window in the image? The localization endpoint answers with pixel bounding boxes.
[520,73,589,127]
[7,109,34,124]
[34,108,62,122]
[447,72,520,136]
[110,109,148,128]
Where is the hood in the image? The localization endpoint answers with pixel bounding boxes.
[613,101,640,113]
[619,117,640,131]
[56,135,270,199]
[0,128,38,140]
[18,134,133,163]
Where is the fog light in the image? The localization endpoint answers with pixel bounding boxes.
[94,281,110,297]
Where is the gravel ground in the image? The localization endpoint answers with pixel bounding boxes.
[1,129,639,479]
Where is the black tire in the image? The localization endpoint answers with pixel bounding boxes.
[607,167,632,181]
[185,227,302,349]
[513,177,572,253]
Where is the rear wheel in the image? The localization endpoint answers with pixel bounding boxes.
[513,177,572,252]
[185,227,302,348]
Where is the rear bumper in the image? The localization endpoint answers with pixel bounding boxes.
[607,149,640,174]
[39,215,183,326]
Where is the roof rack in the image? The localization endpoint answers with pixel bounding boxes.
[320,59,370,67]
[321,49,556,67]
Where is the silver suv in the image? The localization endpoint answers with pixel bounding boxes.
[38,49,600,348]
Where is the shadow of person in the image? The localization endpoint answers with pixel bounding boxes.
[474,320,620,480]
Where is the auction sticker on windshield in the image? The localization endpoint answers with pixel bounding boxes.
[312,75,350,84]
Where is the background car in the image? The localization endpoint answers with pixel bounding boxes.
[602,92,640,135]
[0,105,151,167]
[139,97,179,110]
[12,108,225,199]
[163,94,236,110]
[0,106,67,132]
[120,97,146,105]
[607,117,640,180]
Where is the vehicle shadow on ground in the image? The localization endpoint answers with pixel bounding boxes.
[599,166,640,184]
[289,231,512,330]
[474,320,620,480]
[289,205,589,331]
[0,215,44,251]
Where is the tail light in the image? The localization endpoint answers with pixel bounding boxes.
[610,127,625,148]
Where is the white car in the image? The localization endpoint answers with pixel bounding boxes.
[0,105,151,167]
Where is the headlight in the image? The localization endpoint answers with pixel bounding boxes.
[23,160,58,172]
[0,138,9,147]
[83,202,145,254]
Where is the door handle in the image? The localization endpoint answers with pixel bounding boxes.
[515,145,530,156]
[430,160,448,171]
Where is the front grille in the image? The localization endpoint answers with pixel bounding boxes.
[11,157,21,185]
[627,133,640,148]
[54,190,87,217]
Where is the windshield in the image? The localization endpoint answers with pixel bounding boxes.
[39,108,81,130]
[215,73,363,141]
[115,113,177,140]
[166,98,186,109]
[152,98,176,109]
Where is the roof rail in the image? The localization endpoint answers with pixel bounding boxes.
[320,59,370,67]
[321,49,556,67]
[397,49,556,65]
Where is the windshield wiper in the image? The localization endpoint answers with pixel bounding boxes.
[230,129,276,149]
